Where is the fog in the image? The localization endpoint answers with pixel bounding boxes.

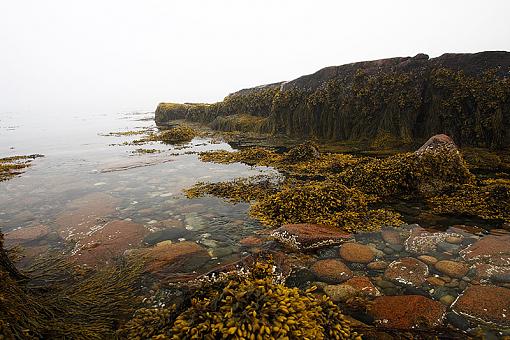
[1,0,509,117]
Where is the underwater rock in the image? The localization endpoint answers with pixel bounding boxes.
[323,284,358,302]
[344,276,380,296]
[55,192,120,241]
[134,241,210,275]
[381,228,402,245]
[451,285,510,328]
[460,234,510,266]
[239,235,265,247]
[384,257,429,286]
[4,225,50,245]
[143,228,191,246]
[471,262,510,283]
[310,259,353,283]
[72,220,147,265]
[270,223,352,251]
[367,261,388,270]
[426,276,446,286]
[417,255,438,266]
[369,295,446,329]
[339,242,375,264]
[404,227,462,254]
[434,260,470,279]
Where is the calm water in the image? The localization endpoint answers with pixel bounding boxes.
[0,111,277,267]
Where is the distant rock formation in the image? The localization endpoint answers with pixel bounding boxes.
[156,51,510,149]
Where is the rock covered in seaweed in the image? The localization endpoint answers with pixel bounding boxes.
[270,223,352,251]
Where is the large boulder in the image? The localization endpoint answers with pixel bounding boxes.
[369,295,446,329]
[270,224,352,251]
[451,285,510,328]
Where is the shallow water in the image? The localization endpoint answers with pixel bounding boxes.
[1,111,509,336]
[0,111,276,269]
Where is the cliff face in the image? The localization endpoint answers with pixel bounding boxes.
[156,51,510,148]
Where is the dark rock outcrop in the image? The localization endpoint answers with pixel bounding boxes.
[156,51,510,148]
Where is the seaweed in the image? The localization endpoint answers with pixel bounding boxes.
[0,154,43,182]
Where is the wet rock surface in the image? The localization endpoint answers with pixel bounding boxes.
[271,223,352,250]
[369,295,446,329]
[339,242,375,263]
[452,285,510,328]
[434,260,470,279]
[310,258,353,283]
[384,257,429,286]
[460,234,510,266]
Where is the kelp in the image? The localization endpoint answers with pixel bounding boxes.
[145,125,197,144]
[119,260,361,339]
[0,155,43,182]
[0,233,144,340]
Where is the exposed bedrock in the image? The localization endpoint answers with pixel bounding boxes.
[156,51,510,148]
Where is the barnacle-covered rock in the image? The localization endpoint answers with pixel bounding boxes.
[384,257,428,286]
[270,223,352,251]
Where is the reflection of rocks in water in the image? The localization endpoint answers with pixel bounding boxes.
[71,219,147,266]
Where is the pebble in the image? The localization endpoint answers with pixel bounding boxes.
[445,236,463,244]
[439,295,456,305]
[434,260,470,279]
[426,276,445,286]
[323,284,358,302]
[367,261,388,270]
[417,255,438,266]
[383,247,394,255]
[339,243,375,264]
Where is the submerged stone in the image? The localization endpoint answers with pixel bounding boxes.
[451,285,510,328]
[310,259,353,284]
[339,242,375,264]
[460,234,510,266]
[384,257,429,286]
[369,295,446,329]
[434,260,470,279]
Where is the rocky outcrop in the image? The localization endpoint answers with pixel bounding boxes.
[156,51,510,148]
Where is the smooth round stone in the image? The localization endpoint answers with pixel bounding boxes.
[375,279,396,289]
[445,236,463,244]
[458,280,468,290]
[367,261,388,270]
[434,260,470,279]
[389,244,404,252]
[426,276,446,286]
[339,243,375,264]
[437,242,460,253]
[418,255,438,266]
[310,259,353,283]
[323,284,357,302]
[383,247,394,255]
[439,295,456,305]
[381,229,402,245]
[444,279,459,288]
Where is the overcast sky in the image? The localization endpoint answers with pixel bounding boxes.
[1,0,509,116]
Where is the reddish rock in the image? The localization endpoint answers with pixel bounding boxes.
[417,255,438,266]
[381,229,401,245]
[434,260,470,279]
[344,276,380,296]
[239,236,264,247]
[310,259,353,283]
[370,295,446,329]
[56,192,119,241]
[339,242,375,264]
[460,235,510,266]
[4,225,50,244]
[72,220,147,265]
[384,257,428,286]
[136,241,210,275]
[452,285,510,328]
[472,263,510,283]
[271,224,351,250]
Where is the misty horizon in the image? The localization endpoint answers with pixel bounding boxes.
[1,0,510,117]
